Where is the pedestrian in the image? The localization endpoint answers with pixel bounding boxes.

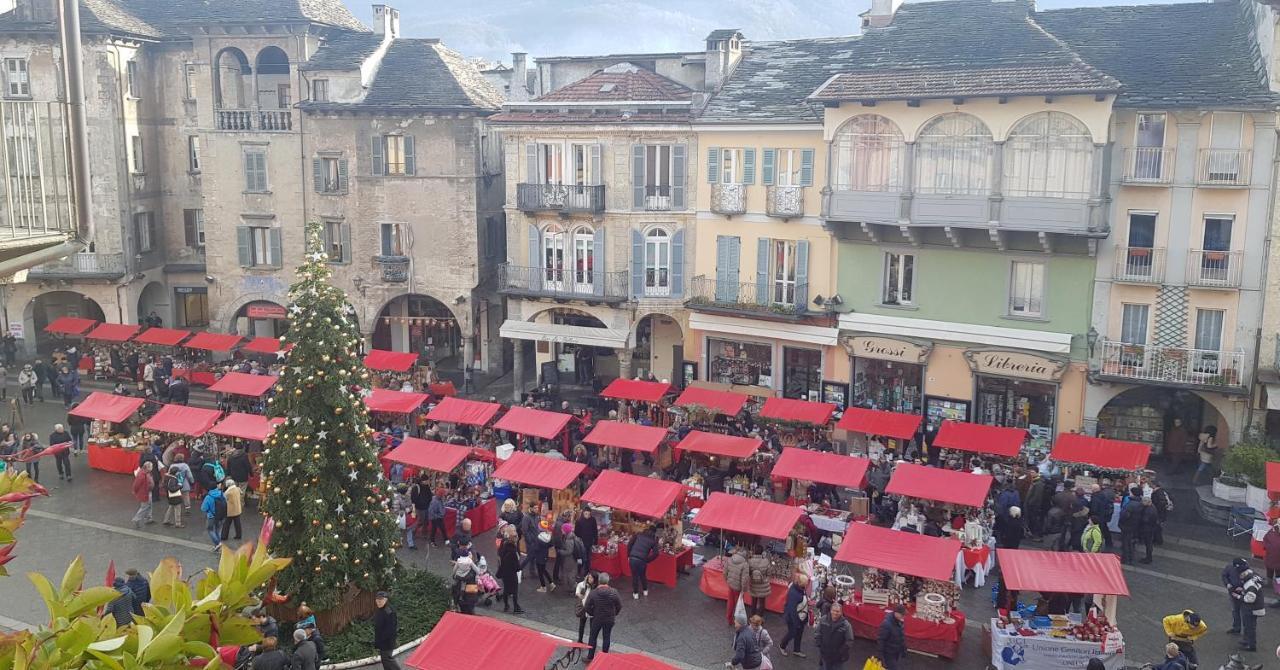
[574,571,598,643]
[170,453,193,511]
[251,609,279,640]
[496,526,524,614]
[162,465,185,526]
[1136,495,1159,564]
[746,544,771,619]
[529,522,553,593]
[30,359,46,402]
[392,485,415,550]
[777,572,808,659]
[815,603,854,670]
[878,605,908,670]
[1223,557,1247,634]
[749,614,773,669]
[1089,482,1116,549]
[994,506,1025,549]
[21,432,42,482]
[225,447,251,489]
[220,478,243,541]
[1161,609,1206,668]
[426,488,446,546]
[448,517,472,560]
[201,482,227,551]
[499,497,523,527]
[48,424,71,482]
[560,522,586,582]
[1150,480,1172,545]
[1192,426,1218,486]
[131,461,155,527]
[409,476,431,541]
[124,568,150,616]
[1238,567,1263,652]
[1263,520,1280,607]
[584,571,623,662]
[728,613,762,669]
[1081,515,1104,553]
[575,508,599,575]
[107,576,135,627]
[291,629,318,670]
[371,591,399,670]
[723,545,750,626]
[1118,487,1143,564]
[17,364,35,404]
[1151,642,1190,670]
[450,555,479,614]
[56,365,78,408]
[626,524,659,600]
[250,637,288,670]
[67,406,88,454]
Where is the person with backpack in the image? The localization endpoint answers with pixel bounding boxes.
[201,482,227,552]
[746,545,772,618]
[777,573,809,658]
[816,603,854,670]
[162,465,186,527]
[626,524,660,600]
[560,523,586,582]
[723,545,751,626]
[1118,487,1144,564]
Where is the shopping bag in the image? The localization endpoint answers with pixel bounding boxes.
[396,513,407,530]
[863,657,884,670]
[734,594,747,621]
[759,655,773,670]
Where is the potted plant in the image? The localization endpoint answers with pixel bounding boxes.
[1220,431,1280,511]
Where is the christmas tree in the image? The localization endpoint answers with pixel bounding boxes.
[260,222,399,620]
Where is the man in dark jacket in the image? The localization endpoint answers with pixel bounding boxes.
[1150,481,1173,546]
[878,606,908,670]
[1136,496,1160,564]
[1118,490,1145,564]
[575,508,599,574]
[729,613,763,669]
[994,506,1026,549]
[1023,475,1048,537]
[225,448,252,489]
[584,572,623,662]
[291,629,318,670]
[371,591,399,670]
[107,577,135,627]
[1088,483,1115,549]
[1223,557,1247,634]
[816,603,854,670]
[626,525,659,599]
[124,568,150,616]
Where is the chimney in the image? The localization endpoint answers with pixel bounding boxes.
[371,4,400,40]
[509,52,529,101]
[862,0,904,28]
[703,29,743,94]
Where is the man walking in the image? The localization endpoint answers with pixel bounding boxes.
[48,424,71,482]
[201,483,227,552]
[1118,488,1143,564]
[1238,567,1264,652]
[131,461,155,527]
[426,490,446,546]
[1223,557,1247,635]
[124,568,150,616]
[816,603,854,670]
[220,479,243,541]
[584,572,623,662]
[371,591,399,670]
[877,605,907,670]
[1137,495,1159,564]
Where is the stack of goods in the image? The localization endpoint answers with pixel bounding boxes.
[995,609,1122,646]
[463,461,488,488]
[921,578,961,610]
[915,593,948,622]
[725,474,770,500]
[658,525,686,554]
[593,535,621,556]
[888,574,912,606]
[1069,611,1118,644]
[861,568,889,606]
[832,574,857,602]
[766,554,797,580]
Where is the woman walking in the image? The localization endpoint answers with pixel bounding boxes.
[497,526,525,614]
[778,572,809,658]
[574,571,599,643]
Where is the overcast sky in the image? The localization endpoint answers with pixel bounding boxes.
[355,0,1199,64]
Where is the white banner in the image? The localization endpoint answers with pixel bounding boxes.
[990,621,1124,670]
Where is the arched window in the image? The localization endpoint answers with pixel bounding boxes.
[213,48,250,108]
[254,46,291,109]
[571,225,595,290]
[1003,112,1093,198]
[542,223,565,286]
[834,115,903,191]
[916,113,993,195]
[644,227,671,296]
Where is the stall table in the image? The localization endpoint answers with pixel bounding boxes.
[591,546,627,578]
[844,600,965,659]
[989,619,1124,669]
[442,498,498,538]
[698,556,788,613]
[612,547,693,588]
[87,442,140,474]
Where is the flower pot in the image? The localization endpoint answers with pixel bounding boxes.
[1246,483,1271,513]
[1213,477,1247,503]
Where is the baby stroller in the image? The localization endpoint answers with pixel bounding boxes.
[475,556,502,608]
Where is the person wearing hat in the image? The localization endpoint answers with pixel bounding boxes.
[878,605,907,670]
[1162,609,1207,667]
[371,591,399,670]
[1224,557,1249,634]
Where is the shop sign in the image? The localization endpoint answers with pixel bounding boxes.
[965,349,1067,382]
[841,335,931,364]
[246,303,287,319]
[8,322,22,339]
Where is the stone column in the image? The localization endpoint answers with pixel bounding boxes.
[616,347,634,381]
[512,339,524,403]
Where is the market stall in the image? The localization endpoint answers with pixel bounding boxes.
[425,397,502,439]
[181,332,243,384]
[493,406,573,455]
[241,336,289,356]
[932,420,1027,464]
[85,323,141,344]
[141,404,223,437]
[364,349,419,372]
[675,431,764,504]
[673,385,749,429]
[582,420,669,473]
[771,448,870,531]
[207,372,278,398]
[44,316,96,336]
[832,523,966,658]
[835,407,922,458]
[991,549,1129,670]
[886,462,995,585]
[695,492,804,613]
[404,611,587,670]
[759,397,836,447]
[491,451,587,520]
[74,392,146,474]
[365,388,429,414]
[1049,434,1150,472]
[209,413,283,442]
[133,327,192,348]
[581,470,691,587]
[601,378,673,425]
[383,437,496,537]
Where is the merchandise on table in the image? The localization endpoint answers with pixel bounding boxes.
[990,609,1125,670]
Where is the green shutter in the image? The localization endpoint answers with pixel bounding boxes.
[268,228,282,267]
[671,228,685,297]
[313,158,323,192]
[672,144,686,210]
[632,144,645,208]
[340,223,352,264]
[403,135,416,175]
[631,228,645,298]
[236,226,251,267]
[526,143,538,183]
[795,240,810,308]
[338,158,349,192]
[755,237,770,303]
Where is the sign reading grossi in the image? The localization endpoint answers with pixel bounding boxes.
[964,349,1067,382]
[841,335,931,364]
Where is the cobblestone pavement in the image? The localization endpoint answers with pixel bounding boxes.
[1,396,1277,668]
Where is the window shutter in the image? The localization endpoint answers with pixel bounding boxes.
[715,235,739,302]
[525,143,538,182]
[672,144,687,210]
[590,143,601,185]
[338,159,349,192]
[593,227,606,296]
[403,135,416,175]
[312,159,323,192]
[800,148,815,186]
[242,151,255,190]
[268,228,283,267]
[762,148,776,186]
[631,229,645,298]
[236,226,251,267]
[371,135,384,176]
[527,223,540,268]
[755,237,771,303]
[632,144,645,209]
[340,223,352,264]
[671,228,685,297]
[707,146,720,184]
[743,148,757,185]
[184,213,196,247]
[795,240,810,308]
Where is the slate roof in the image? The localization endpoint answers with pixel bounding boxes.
[697,36,860,123]
[0,0,369,38]
[811,64,1118,101]
[488,109,691,124]
[533,63,692,102]
[303,38,503,112]
[300,31,384,70]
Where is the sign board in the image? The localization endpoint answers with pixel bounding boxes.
[7,322,22,339]
[246,303,287,319]
[965,348,1068,382]
[990,621,1124,670]
[841,335,931,364]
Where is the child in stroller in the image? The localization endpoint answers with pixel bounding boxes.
[474,554,501,607]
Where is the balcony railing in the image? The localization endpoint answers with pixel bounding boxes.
[766,185,804,218]
[516,183,605,214]
[711,183,746,216]
[1121,147,1174,184]
[374,255,410,283]
[644,186,672,211]
[1197,149,1250,186]
[1096,340,1247,389]
[1112,246,1166,283]
[686,275,808,316]
[1186,249,1243,288]
[29,252,125,277]
[215,108,294,132]
[498,263,628,301]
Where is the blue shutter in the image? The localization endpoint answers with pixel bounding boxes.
[707,146,720,184]
[236,226,251,267]
[632,144,645,208]
[800,148,815,186]
[743,148,757,185]
[590,144,601,185]
[371,135,384,176]
[593,227,606,296]
[671,228,685,297]
[795,240,810,309]
[312,159,323,192]
[755,237,770,303]
[715,235,739,302]
[762,148,776,186]
[527,224,540,269]
[631,229,645,298]
[672,144,687,210]
[403,135,416,175]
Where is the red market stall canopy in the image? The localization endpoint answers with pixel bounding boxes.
[582,420,668,454]
[581,470,685,519]
[363,349,418,372]
[693,492,804,540]
[675,386,748,416]
[142,404,222,437]
[207,372,277,398]
[85,323,139,342]
[185,331,243,352]
[834,523,962,581]
[886,462,993,508]
[601,378,672,403]
[426,397,501,427]
[44,316,96,335]
[933,421,1026,459]
[70,392,144,423]
[676,430,761,459]
[494,406,572,439]
[209,413,283,441]
[365,388,429,414]
[836,407,922,440]
[588,654,677,670]
[1050,433,1151,472]
[492,451,586,490]
[383,437,471,474]
[996,548,1129,596]
[760,397,836,426]
[404,611,586,670]
[242,336,289,354]
[1269,462,1280,493]
[772,449,870,490]
[133,327,191,346]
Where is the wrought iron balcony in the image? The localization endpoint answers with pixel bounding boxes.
[516,183,605,214]
[1120,147,1174,185]
[215,108,294,132]
[1197,149,1250,186]
[498,263,628,303]
[374,255,410,283]
[643,186,673,212]
[766,185,805,219]
[1112,247,1165,284]
[1095,340,1247,391]
[1186,250,1243,289]
[29,252,125,278]
[686,275,808,317]
[711,183,746,216]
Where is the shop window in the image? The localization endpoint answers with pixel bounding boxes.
[707,338,772,387]
[782,347,822,401]
[1008,261,1045,318]
[882,252,914,306]
[644,227,671,296]
[975,376,1056,449]
[853,357,923,413]
[833,114,902,191]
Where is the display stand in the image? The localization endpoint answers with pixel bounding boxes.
[443,498,498,538]
[844,601,965,659]
[87,441,140,474]
[698,556,788,613]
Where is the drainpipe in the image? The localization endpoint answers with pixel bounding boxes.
[56,0,93,248]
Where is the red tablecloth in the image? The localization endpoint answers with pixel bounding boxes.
[612,546,693,588]
[87,442,139,475]
[699,556,788,613]
[684,493,705,509]
[844,601,965,659]
[78,357,93,372]
[591,546,626,578]
[962,546,990,569]
[443,498,497,538]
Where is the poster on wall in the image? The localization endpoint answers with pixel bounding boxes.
[924,395,970,431]
[8,323,23,339]
[821,381,848,410]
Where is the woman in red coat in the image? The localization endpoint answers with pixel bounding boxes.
[1263,519,1280,608]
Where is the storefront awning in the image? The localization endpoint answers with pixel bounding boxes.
[206,372,277,398]
[587,653,677,670]
[772,449,870,490]
[689,312,839,347]
[492,451,586,490]
[760,397,836,426]
[581,470,686,519]
[839,312,1072,354]
[184,332,243,352]
[363,349,418,372]
[85,323,140,342]
[494,406,572,439]
[1050,434,1150,472]
[499,319,629,349]
[242,336,289,354]
[382,437,471,474]
[365,388,429,414]
[405,611,586,670]
[933,420,1027,459]
[836,407,922,440]
[886,462,993,508]
[1267,462,1280,493]
[834,523,962,581]
[133,327,192,347]
[209,413,283,442]
[426,397,502,427]
[692,492,804,540]
[676,430,762,459]
[600,378,672,403]
[675,386,748,416]
[44,316,96,335]
[582,420,669,454]
[69,392,144,423]
[142,404,222,437]
[996,549,1129,596]
[689,380,774,399]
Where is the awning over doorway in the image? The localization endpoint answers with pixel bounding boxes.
[499,319,628,349]
[688,312,838,347]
